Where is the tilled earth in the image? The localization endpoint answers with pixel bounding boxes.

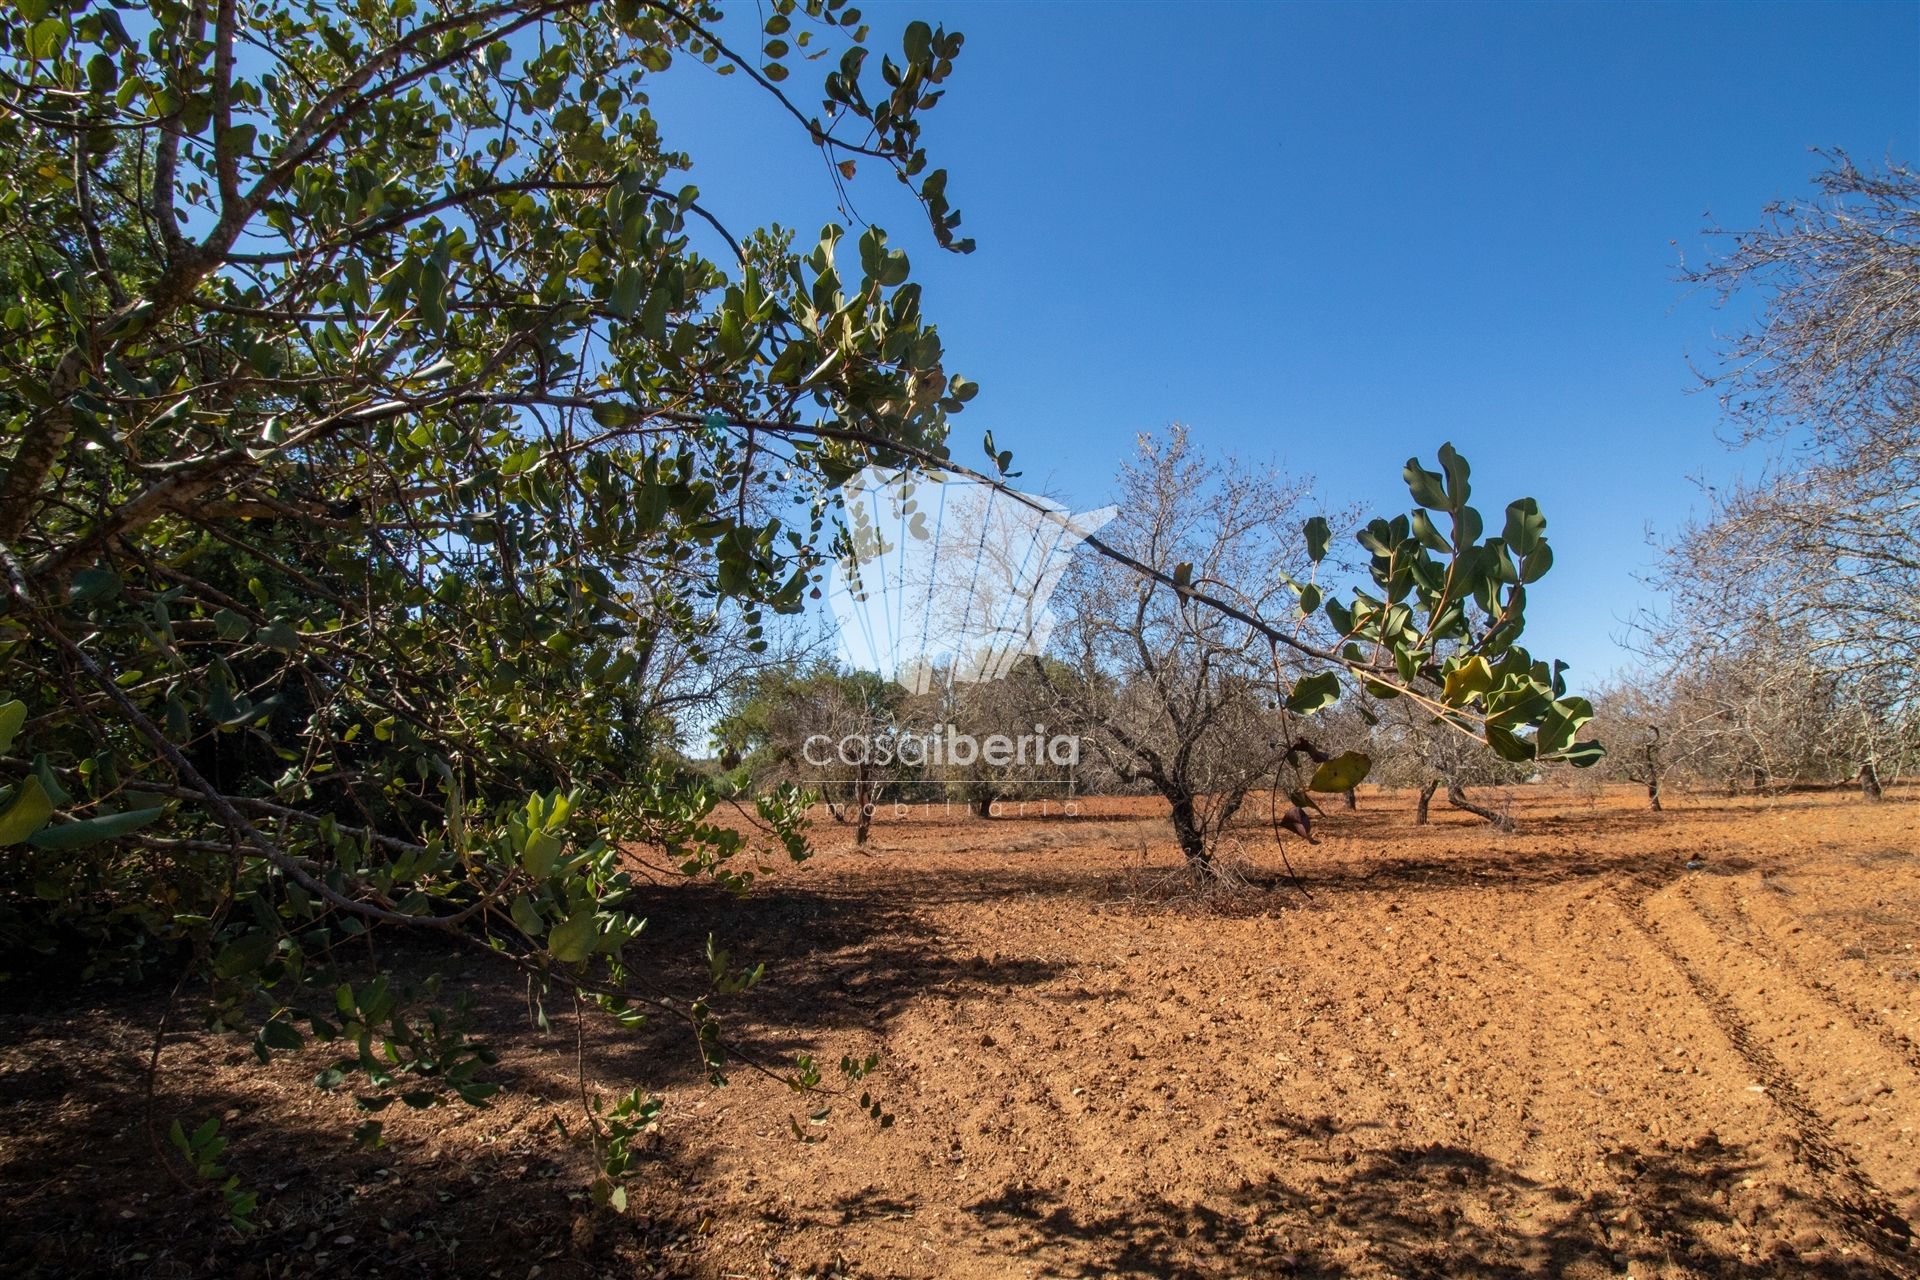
[3,784,1918,1278]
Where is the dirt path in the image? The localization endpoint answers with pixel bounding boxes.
[3,785,1917,1278]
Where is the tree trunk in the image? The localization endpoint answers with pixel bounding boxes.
[1645,728,1663,812]
[971,792,995,818]
[1415,780,1439,825]
[854,764,873,846]
[1342,787,1357,810]
[1446,782,1514,832]
[1859,760,1884,802]
[1168,792,1210,870]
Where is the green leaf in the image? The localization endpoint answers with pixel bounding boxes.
[1560,739,1606,768]
[547,906,598,963]
[69,568,121,604]
[0,700,25,756]
[1303,516,1331,563]
[1410,509,1451,553]
[1436,443,1471,509]
[218,123,257,160]
[259,620,299,652]
[1308,751,1370,793]
[0,775,54,846]
[1535,696,1594,758]
[27,805,164,849]
[1403,458,1449,511]
[1485,724,1535,762]
[1285,671,1341,715]
[1502,498,1546,555]
[1441,657,1494,705]
[32,755,68,806]
[25,17,67,60]
[258,1018,304,1051]
[510,893,546,938]
[212,930,276,979]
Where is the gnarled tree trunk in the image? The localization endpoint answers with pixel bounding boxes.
[853,764,875,846]
[1168,791,1211,870]
[1859,761,1884,802]
[1446,782,1514,832]
[1415,779,1439,825]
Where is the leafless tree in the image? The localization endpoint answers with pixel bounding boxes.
[1615,623,1918,798]
[1587,680,1671,811]
[1039,427,1337,868]
[1369,689,1525,830]
[1655,152,1919,789]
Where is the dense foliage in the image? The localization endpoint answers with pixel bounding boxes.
[0,0,973,1207]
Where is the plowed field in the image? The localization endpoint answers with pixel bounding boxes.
[5,784,1917,1279]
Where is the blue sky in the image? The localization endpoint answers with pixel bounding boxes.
[657,0,1916,686]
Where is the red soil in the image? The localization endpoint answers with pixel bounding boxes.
[4,783,1917,1278]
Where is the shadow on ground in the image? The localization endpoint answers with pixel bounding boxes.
[955,1138,1915,1279]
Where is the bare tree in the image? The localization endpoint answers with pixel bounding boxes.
[1587,681,1670,811]
[1609,633,1918,799]
[1040,428,1337,868]
[1370,690,1525,830]
[1655,152,1920,790]
[712,665,903,845]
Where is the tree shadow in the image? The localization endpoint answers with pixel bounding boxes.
[1285,848,1713,899]
[0,1000,678,1280]
[961,1136,1915,1278]
[581,875,1075,1085]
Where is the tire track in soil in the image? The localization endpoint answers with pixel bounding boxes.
[1649,877,1920,1212]
[1619,878,1920,1264]
[1359,891,1634,1275]
[1502,884,1804,1277]
[1714,875,1920,1072]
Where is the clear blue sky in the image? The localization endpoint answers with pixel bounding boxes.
[656,0,1916,686]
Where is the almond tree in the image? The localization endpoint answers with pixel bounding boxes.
[1041,429,1601,867]
[1654,153,1920,793]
